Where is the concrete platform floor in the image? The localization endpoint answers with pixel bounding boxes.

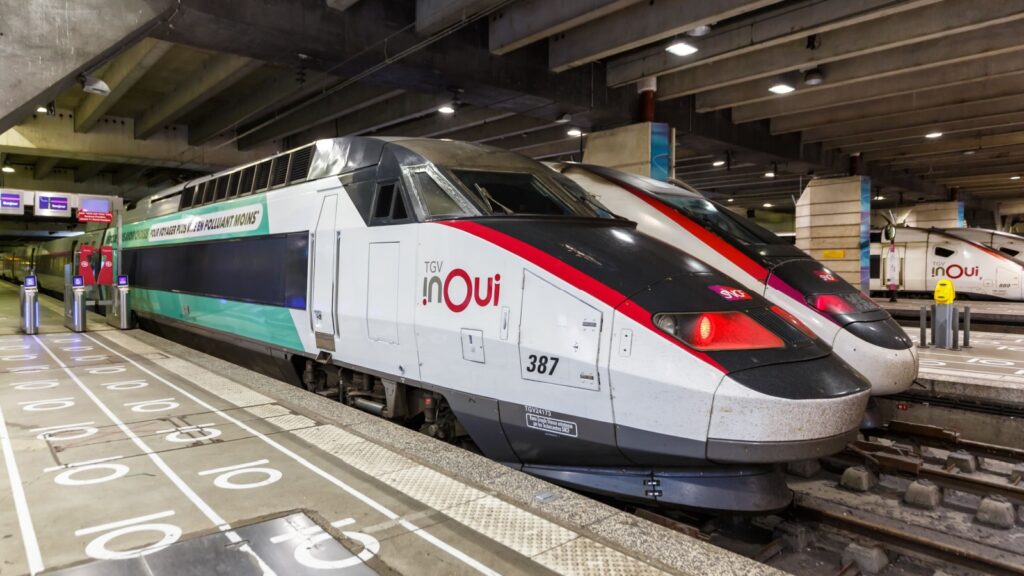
[878,297,1024,329]
[911,331,1024,406]
[0,283,777,576]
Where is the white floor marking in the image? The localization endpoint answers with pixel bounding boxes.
[44,455,123,473]
[0,404,45,575]
[75,510,176,536]
[32,336,278,576]
[84,332,502,576]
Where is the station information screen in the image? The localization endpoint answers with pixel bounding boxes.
[72,275,84,288]
[78,196,113,223]
[0,190,23,215]
[23,276,36,288]
[117,275,129,287]
[35,194,71,218]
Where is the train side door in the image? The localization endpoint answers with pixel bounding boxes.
[311,193,339,350]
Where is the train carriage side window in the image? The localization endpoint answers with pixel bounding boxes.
[239,166,256,196]
[370,182,414,225]
[405,170,468,218]
[999,246,1020,257]
[934,246,955,258]
[215,176,229,201]
[179,186,195,210]
[870,231,882,243]
[870,255,881,279]
[202,181,216,204]
[373,184,395,220]
[253,161,271,192]
[226,172,240,198]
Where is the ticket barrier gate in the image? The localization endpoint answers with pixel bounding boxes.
[106,275,134,330]
[64,275,87,333]
[19,276,39,335]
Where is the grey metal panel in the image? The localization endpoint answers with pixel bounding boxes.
[498,402,631,466]
[706,429,858,464]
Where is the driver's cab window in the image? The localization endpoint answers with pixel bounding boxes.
[370,182,413,226]
[933,246,955,258]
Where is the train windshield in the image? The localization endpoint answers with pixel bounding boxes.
[405,164,611,220]
[655,194,788,247]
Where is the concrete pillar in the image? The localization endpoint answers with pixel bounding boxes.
[796,176,871,291]
[906,201,965,229]
[0,0,175,134]
[583,121,675,181]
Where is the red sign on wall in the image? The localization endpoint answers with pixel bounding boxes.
[78,210,113,223]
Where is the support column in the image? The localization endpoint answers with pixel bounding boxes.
[582,121,675,180]
[0,0,175,134]
[796,176,871,291]
[905,201,966,229]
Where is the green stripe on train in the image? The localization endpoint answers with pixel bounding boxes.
[121,195,269,248]
[130,288,304,350]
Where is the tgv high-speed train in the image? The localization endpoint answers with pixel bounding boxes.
[552,163,917,396]
[3,138,872,511]
[870,227,1024,300]
[944,228,1024,261]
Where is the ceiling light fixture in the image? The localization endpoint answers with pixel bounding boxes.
[1,165,14,174]
[437,104,456,114]
[803,68,825,86]
[963,150,976,155]
[554,113,572,124]
[712,160,726,167]
[567,128,583,137]
[925,131,943,139]
[78,74,110,96]
[763,202,773,208]
[726,198,734,203]
[1012,176,1021,180]
[687,25,711,37]
[764,171,775,178]
[36,105,47,113]
[665,41,698,56]
[874,194,885,200]
[769,83,795,94]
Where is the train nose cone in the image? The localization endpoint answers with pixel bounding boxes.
[832,325,919,396]
[705,354,870,464]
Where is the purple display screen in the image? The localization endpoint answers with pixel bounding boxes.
[1,193,20,208]
[117,275,128,287]
[38,196,68,211]
[80,197,111,213]
[24,276,36,288]
[72,276,84,287]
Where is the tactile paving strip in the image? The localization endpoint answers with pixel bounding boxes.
[534,537,667,576]
[377,465,487,511]
[443,495,578,558]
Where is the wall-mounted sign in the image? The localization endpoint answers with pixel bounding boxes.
[0,191,23,215]
[77,196,113,223]
[35,194,71,218]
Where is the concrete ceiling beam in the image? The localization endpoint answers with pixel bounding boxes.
[488,125,579,152]
[74,162,108,183]
[862,131,1024,163]
[548,0,780,72]
[282,91,450,148]
[489,0,642,55]
[607,0,938,87]
[733,51,1024,123]
[189,69,330,146]
[135,54,260,139]
[374,106,513,138]
[0,110,268,171]
[696,20,1024,112]
[657,0,1024,100]
[802,93,1024,143]
[442,114,554,143]
[74,38,174,133]
[514,139,582,160]
[0,0,175,134]
[823,112,1024,151]
[237,84,402,149]
[416,0,506,36]
[33,157,60,180]
[112,164,150,186]
[852,125,1024,155]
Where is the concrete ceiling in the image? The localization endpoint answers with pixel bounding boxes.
[0,0,1021,216]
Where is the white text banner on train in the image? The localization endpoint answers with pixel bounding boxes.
[121,197,269,248]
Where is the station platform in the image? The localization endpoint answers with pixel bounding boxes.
[878,297,1024,331]
[0,284,776,576]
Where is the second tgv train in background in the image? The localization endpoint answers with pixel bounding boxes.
[870,227,1024,301]
[0,137,872,512]
[552,163,917,397]
[944,227,1024,261]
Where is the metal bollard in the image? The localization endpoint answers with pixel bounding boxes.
[951,305,960,351]
[19,276,39,335]
[963,306,971,348]
[106,276,133,330]
[918,306,929,348]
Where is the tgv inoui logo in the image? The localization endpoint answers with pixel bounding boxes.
[422,260,501,313]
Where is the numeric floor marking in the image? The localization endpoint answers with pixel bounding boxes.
[19,397,75,411]
[103,379,148,391]
[0,405,45,574]
[85,365,126,375]
[31,336,278,575]
[82,333,498,576]
[269,518,379,570]
[198,459,282,490]
[32,421,99,441]
[124,397,179,413]
[11,379,59,390]
[75,510,181,560]
[8,365,50,374]
[46,456,130,486]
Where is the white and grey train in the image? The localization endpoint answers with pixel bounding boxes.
[1,137,872,511]
[550,164,917,396]
[944,228,1024,261]
[869,227,1024,301]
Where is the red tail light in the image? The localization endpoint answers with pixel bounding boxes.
[770,305,817,339]
[655,312,785,351]
[812,294,856,315]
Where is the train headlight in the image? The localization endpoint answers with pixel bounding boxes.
[652,312,785,351]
